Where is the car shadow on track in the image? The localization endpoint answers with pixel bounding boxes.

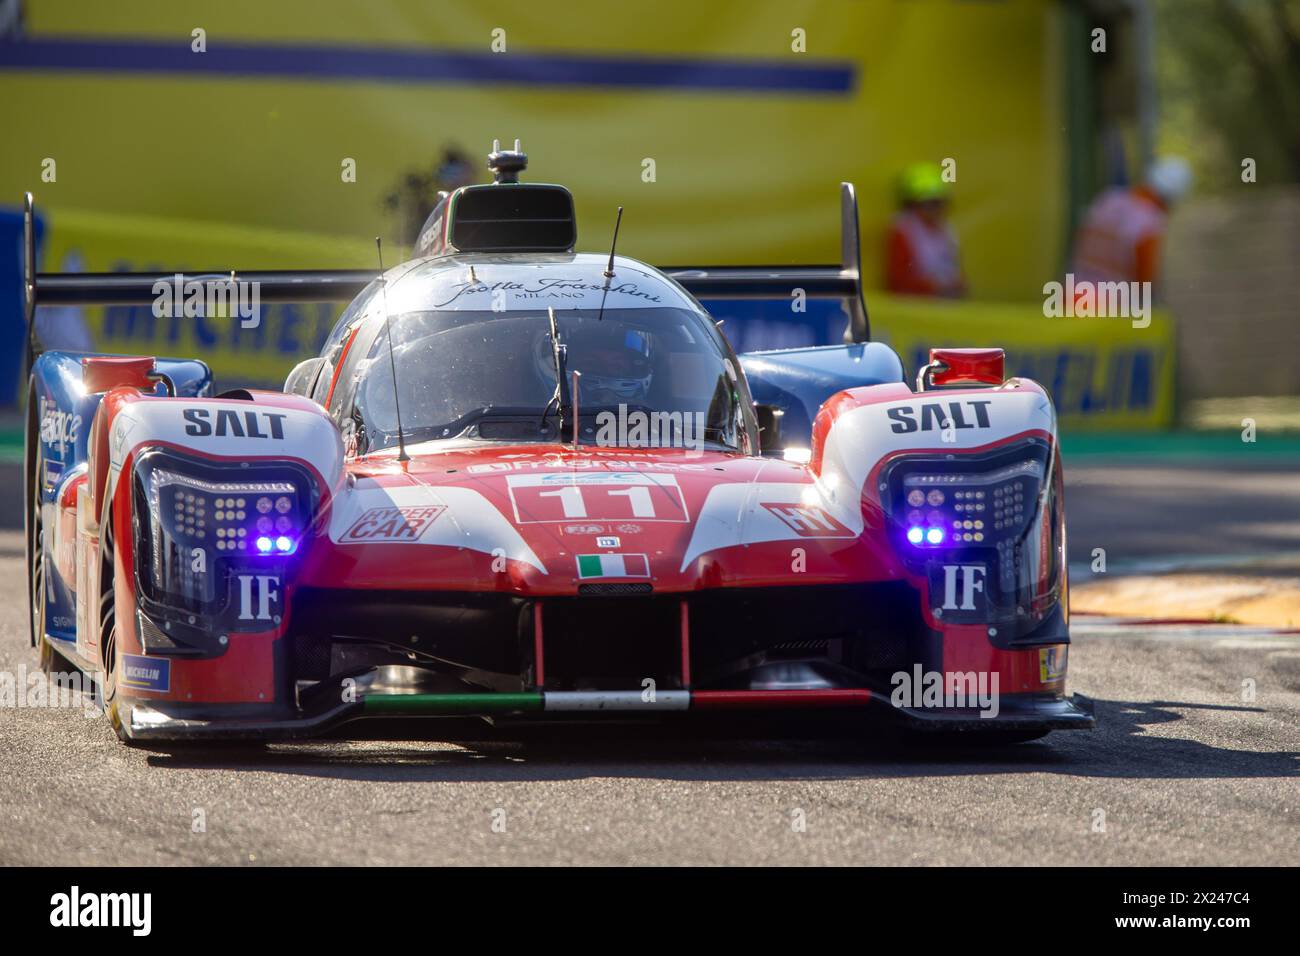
[138,695,1299,783]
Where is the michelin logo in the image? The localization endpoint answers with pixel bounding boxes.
[120,655,170,693]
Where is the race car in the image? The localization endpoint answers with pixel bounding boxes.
[21,142,1093,743]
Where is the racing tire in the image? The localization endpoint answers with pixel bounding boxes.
[37,630,71,675]
[97,520,132,744]
[25,387,43,649]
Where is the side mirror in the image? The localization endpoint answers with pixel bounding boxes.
[81,355,156,393]
[755,403,784,455]
[285,357,328,401]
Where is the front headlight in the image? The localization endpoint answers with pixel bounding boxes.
[132,452,313,616]
[896,457,1045,549]
[884,440,1063,634]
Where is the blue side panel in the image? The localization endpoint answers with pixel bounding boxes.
[739,342,906,449]
[29,351,213,643]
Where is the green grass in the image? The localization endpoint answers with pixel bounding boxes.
[1060,430,1300,458]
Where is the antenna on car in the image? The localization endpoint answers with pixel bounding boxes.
[375,237,410,464]
[595,206,624,323]
[570,369,581,450]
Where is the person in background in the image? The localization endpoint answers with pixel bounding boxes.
[1070,157,1193,289]
[885,161,966,298]
[383,145,477,246]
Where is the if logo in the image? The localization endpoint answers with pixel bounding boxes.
[941,564,985,611]
[237,574,280,621]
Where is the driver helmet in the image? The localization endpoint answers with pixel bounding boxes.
[534,321,654,405]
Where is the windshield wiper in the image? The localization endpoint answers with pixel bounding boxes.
[539,306,570,435]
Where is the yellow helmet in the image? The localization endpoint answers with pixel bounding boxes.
[898,162,951,204]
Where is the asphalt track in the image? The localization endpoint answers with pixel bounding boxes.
[0,457,1297,865]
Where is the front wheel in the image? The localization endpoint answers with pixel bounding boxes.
[25,390,44,649]
[97,521,132,744]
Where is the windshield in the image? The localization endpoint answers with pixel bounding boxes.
[351,307,750,452]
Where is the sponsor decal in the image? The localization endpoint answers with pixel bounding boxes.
[39,398,81,454]
[761,502,853,538]
[1040,646,1067,682]
[576,553,650,578]
[110,424,128,464]
[468,459,714,474]
[596,535,620,548]
[120,654,170,693]
[182,407,287,439]
[615,523,643,534]
[508,472,688,523]
[940,564,987,612]
[563,523,607,535]
[432,276,664,309]
[342,505,445,543]
[529,471,660,486]
[680,480,866,571]
[886,399,992,434]
[326,483,547,572]
[236,574,281,622]
[42,459,64,493]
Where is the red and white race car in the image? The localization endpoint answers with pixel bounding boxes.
[22,144,1092,743]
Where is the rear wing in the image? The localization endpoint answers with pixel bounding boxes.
[658,183,869,344]
[22,182,870,370]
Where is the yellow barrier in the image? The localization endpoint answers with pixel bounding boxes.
[6,0,1068,300]
[869,294,1176,430]
[37,211,1174,430]
[9,1,1164,428]
[39,209,369,385]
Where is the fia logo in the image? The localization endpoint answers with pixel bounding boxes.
[941,564,986,611]
[237,574,280,621]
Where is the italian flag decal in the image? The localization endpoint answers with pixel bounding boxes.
[576,553,650,578]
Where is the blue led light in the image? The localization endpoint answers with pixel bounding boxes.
[255,536,273,553]
[907,526,924,545]
[925,527,945,545]
[275,535,294,553]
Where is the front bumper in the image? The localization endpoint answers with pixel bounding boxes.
[114,580,1093,742]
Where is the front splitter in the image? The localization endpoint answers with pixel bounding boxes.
[118,686,1094,741]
